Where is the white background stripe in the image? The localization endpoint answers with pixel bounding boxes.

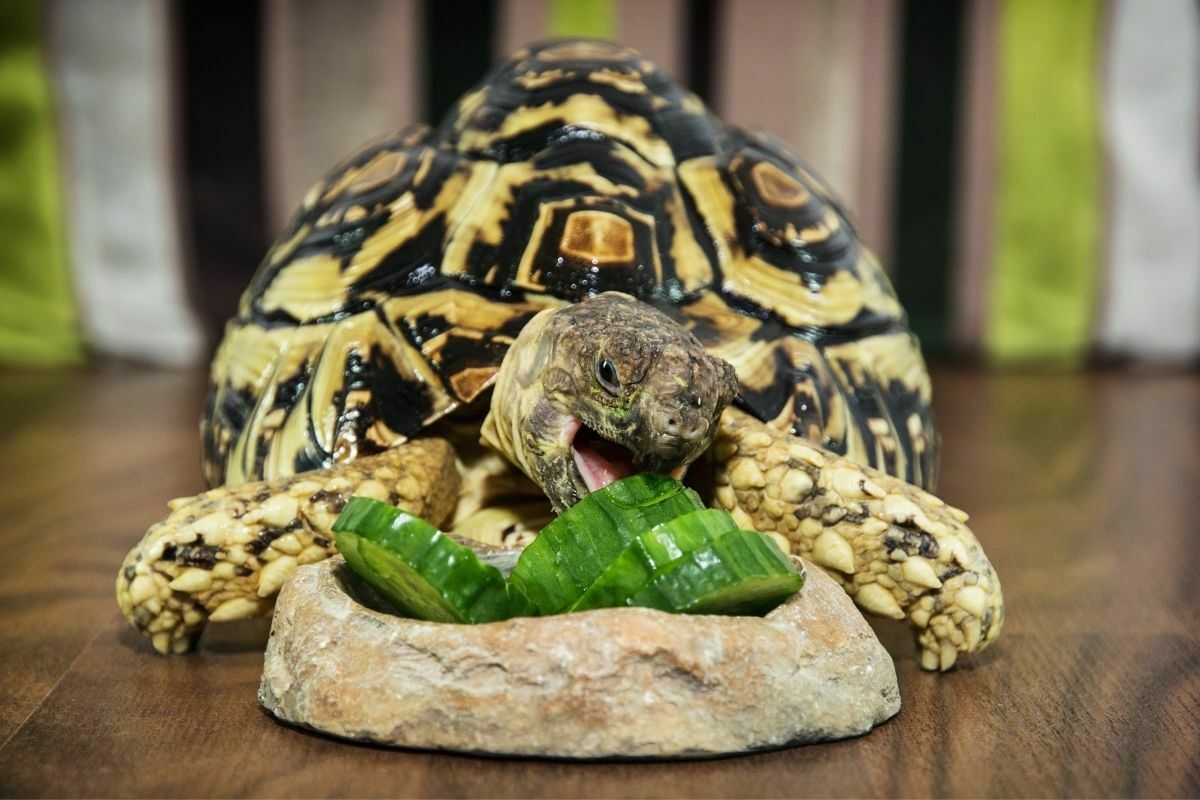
[1099,0,1200,360]
[49,0,204,366]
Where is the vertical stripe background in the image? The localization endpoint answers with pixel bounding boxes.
[891,0,965,352]
[3,0,1197,366]
[1098,0,1200,360]
[987,0,1103,363]
[0,0,79,365]
[497,0,548,55]
[263,0,421,233]
[180,0,268,338]
[953,0,1000,352]
[850,1,901,270]
[617,0,685,80]
[683,0,718,103]
[51,0,203,365]
[549,0,615,39]
[425,0,497,123]
[716,0,901,265]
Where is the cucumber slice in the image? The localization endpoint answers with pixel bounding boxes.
[332,497,516,623]
[628,530,805,616]
[333,489,801,624]
[569,508,738,612]
[510,474,705,615]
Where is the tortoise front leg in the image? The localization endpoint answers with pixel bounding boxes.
[711,408,1003,671]
[116,438,459,654]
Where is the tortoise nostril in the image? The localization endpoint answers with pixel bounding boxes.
[663,415,705,442]
[655,407,706,442]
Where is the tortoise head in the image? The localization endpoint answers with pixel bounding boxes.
[482,292,739,513]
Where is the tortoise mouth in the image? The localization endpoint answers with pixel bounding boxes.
[571,424,637,492]
[569,422,688,494]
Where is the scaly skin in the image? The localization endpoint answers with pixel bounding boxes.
[711,408,1003,670]
[117,439,459,653]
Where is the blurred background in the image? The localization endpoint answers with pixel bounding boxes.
[0,0,1197,369]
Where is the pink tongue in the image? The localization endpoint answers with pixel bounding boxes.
[573,436,637,491]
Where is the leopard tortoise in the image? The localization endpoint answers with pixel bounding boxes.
[118,39,1002,670]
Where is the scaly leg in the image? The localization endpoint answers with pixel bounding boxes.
[712,408,1003,671]
[116,438,459,654]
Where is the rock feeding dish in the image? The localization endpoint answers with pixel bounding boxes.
[259,557,901,759]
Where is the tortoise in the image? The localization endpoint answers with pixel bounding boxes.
[117,39,1002,670]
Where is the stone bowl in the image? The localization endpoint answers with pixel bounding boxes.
[259,556,900,759]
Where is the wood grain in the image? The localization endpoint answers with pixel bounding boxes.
[1,363,1198,797]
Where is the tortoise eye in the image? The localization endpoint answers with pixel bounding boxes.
[596,358,621,395]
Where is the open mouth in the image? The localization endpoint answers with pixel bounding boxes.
[572,424,637,492]
[570,422,689,493]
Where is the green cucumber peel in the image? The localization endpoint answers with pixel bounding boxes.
[333,496,517,624]
[332,482,802,625]
[569,508,738,612]
[509,473,705,615]
[627,529,805,616]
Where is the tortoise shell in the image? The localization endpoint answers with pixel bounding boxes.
[204,39,936,491]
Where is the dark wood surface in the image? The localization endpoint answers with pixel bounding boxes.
[0,362,1197,798]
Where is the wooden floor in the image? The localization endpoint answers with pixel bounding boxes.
[0,362,1196,797]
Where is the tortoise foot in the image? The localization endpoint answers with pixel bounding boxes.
[117,439,459,653]
[712,408,1004,671]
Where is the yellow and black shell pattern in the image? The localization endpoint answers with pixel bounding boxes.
[203,39,937,491]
